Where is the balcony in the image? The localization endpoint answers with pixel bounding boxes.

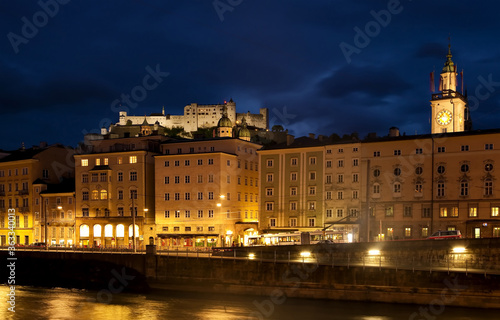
[431,89,465,101]
[18,189,29,195]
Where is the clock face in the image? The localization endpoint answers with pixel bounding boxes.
[436,110,452,125]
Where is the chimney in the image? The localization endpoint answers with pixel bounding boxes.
[286,134,295,146]
[308,133,315,139]
[388,127,400,137]
[39,141,48,148]
[317,135,326,141]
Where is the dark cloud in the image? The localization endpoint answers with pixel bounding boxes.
[1,1,500,149]
[317,66,412,99]
[415,42,448,60]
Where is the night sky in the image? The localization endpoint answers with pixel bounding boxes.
[1,0,500,150]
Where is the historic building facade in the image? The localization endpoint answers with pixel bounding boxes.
[74,136,165,248]
[115,99,269,133]
[37,180,76,246]
[257,48,499,241]
[0,144,74,246]
[155,138,261,248]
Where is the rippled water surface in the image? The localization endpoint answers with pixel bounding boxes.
[1,285,497,320]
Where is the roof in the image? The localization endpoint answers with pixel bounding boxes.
[39,178,75,194]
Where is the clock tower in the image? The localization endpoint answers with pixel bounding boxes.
[430,45,470,134]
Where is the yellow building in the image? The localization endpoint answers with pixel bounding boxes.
[0,144,74,245]
[155,138,261,248]
[259,135,326,232]
[36,180,75,246]
[259,134,362,241]
[74,136,164,248]
[362,129,500,240]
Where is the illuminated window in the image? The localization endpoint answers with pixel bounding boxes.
[308,201,316,210]
[387,227,394,238]
[80,224,89,237]
[422,227,429,237]
[440,207,447,217]
[451,207,458,217]
[117,225,125,237]
[494,227,500,238]
[93,224,102,237]
[492,207,500,217]
[100,190,108,200]
[81,159,88,167]
[104,224,113,238]
[95,159,101,166]
[118,157,123,164]
[469,207,477,217]
[104,158,108,165]
[92,190,99,200]
[404,227,412,237]
[129,156,137,164]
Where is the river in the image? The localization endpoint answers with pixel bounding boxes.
[0,285,496,320]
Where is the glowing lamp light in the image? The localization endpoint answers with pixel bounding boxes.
[300,251,311,258]
[248,253,255,260]
[368,249,381,256]
[57,206,62,210]
[452,247,466,253]
[216,203,222,207]
[144,208,149,212]
[226,230,233,235]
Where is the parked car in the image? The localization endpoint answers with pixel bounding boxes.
[29,242,47,247]
[427,230,462,240]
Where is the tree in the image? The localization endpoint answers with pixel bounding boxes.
[272,125,284,132]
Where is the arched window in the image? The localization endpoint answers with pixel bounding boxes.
[92,190,99,200]
[128,224,139,237]
[100,189,108,200]
[116,224,125,237]
[93,224,102,237]
[80,224,90,237]
[104,224,113,237]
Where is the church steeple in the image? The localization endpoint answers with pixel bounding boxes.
[430,44,468,134]
[439,44,457,92]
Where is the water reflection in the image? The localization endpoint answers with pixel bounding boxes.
[0,285,496,320]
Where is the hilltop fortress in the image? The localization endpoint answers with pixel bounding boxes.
[116,99,269,132]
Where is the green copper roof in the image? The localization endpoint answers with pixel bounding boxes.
[442,45,455,73]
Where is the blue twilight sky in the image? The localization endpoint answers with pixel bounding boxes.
[1,0,500,150]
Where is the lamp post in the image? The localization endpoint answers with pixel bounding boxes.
[131,192,136,253]
[57,206,62,247]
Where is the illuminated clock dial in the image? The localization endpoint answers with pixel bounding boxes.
[436,110,452,125]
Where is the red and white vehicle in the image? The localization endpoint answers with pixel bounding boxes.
[428,230,462,240]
